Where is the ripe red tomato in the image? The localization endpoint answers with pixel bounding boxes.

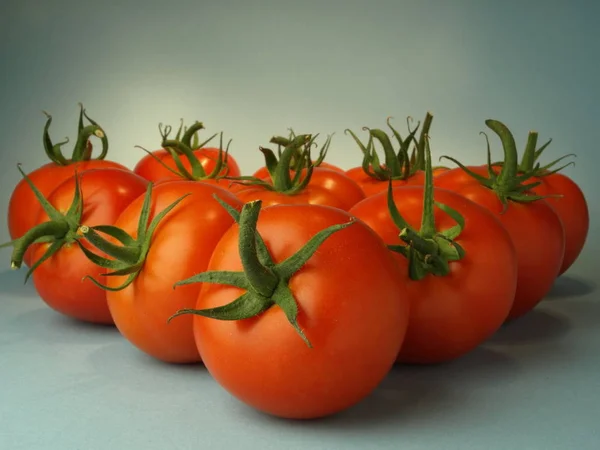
[345,166,426,197]
[7,108,129,244]
[253,160,344,179]
[18,168,149,324]
[80,181,243,363]
[134,147,241,183]
[528,172,588,274]
[8,160,130,244]
[350,185,518,363]
[435,166,564,320]
[173,201,409,419]
[252,167,365,210]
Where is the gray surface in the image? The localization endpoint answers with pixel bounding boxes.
[1,255,599,450]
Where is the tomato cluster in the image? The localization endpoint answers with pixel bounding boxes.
[2,106,589,420]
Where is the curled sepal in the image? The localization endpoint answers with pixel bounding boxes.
[70,104,108,161]
[517,130,576,178]
[385,135,467,281]
[169,199,356,348]
[78,183,190,291]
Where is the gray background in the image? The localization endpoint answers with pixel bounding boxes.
[1,0,599,449]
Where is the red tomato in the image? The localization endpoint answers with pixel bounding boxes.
[253,160,344,179]
[24,168,149,324]
[134,147,241,183]
[181,202,409,419]
[528,172,589,275]
[8,160,129,243]
[235,184,347,210]
[82,181,243,363]
[254,167,365,210]
[434,166,565,320]
[350,185,518,363]
[345,166,426,197]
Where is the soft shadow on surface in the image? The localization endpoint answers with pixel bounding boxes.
[87,341,207,395]
[0,269,36,296]
[3,306,117,345]
[546,274,596,300]
[487,308,572,346]
[235,347,519,431]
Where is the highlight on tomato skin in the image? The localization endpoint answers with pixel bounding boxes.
[77,181,244,364]
[8,167,149,325]
[168,198,410,419]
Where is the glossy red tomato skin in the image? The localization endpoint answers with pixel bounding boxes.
[133,147,241,183]
[434,166,565,320]
[344,167,427,197]
[193,204,410,419]
[104,181,243,364]
[8,160,130,243]
[29,168,149,324]
[350,186,518,364]
[529,172,589,275]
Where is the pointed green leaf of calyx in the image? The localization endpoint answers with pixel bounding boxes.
[70,104,108,162]
[78,183,190,291]
[386,135,466,281]
[8,167,88,277]
[224,134,314,195]
[411,112,434,172]
[169,199,356,348]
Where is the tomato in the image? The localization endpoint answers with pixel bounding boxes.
[79,181,243,364]
[8,160,130,245]
[253,160,343,179]
[134,147,241,183]
[528,172,588,274]
[171,200,409,419]
[434,120,565,320]
[345,166,426,197]
[350,185,518,363]
[7,108,129,244]
[12,168,148,324]
[253,167,366,210]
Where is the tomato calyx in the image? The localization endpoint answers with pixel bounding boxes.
[226,134,316,194]
[495,129,576,179]
[136,121,230,182]
[77,183,190,291]
[387,136,466,281]
[168,197,355,348]
[4,165,86,281]
[43,103,108,165]
[345,112,433,181]
[440,119,552,208]
[270,129,334,172]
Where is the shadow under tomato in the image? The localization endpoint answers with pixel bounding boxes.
[3,305,118,345]
[487,307,572,347]
[86,341,208,395]
[238,346,519,431]
[545,274,596,300]
[0,268,37,297]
